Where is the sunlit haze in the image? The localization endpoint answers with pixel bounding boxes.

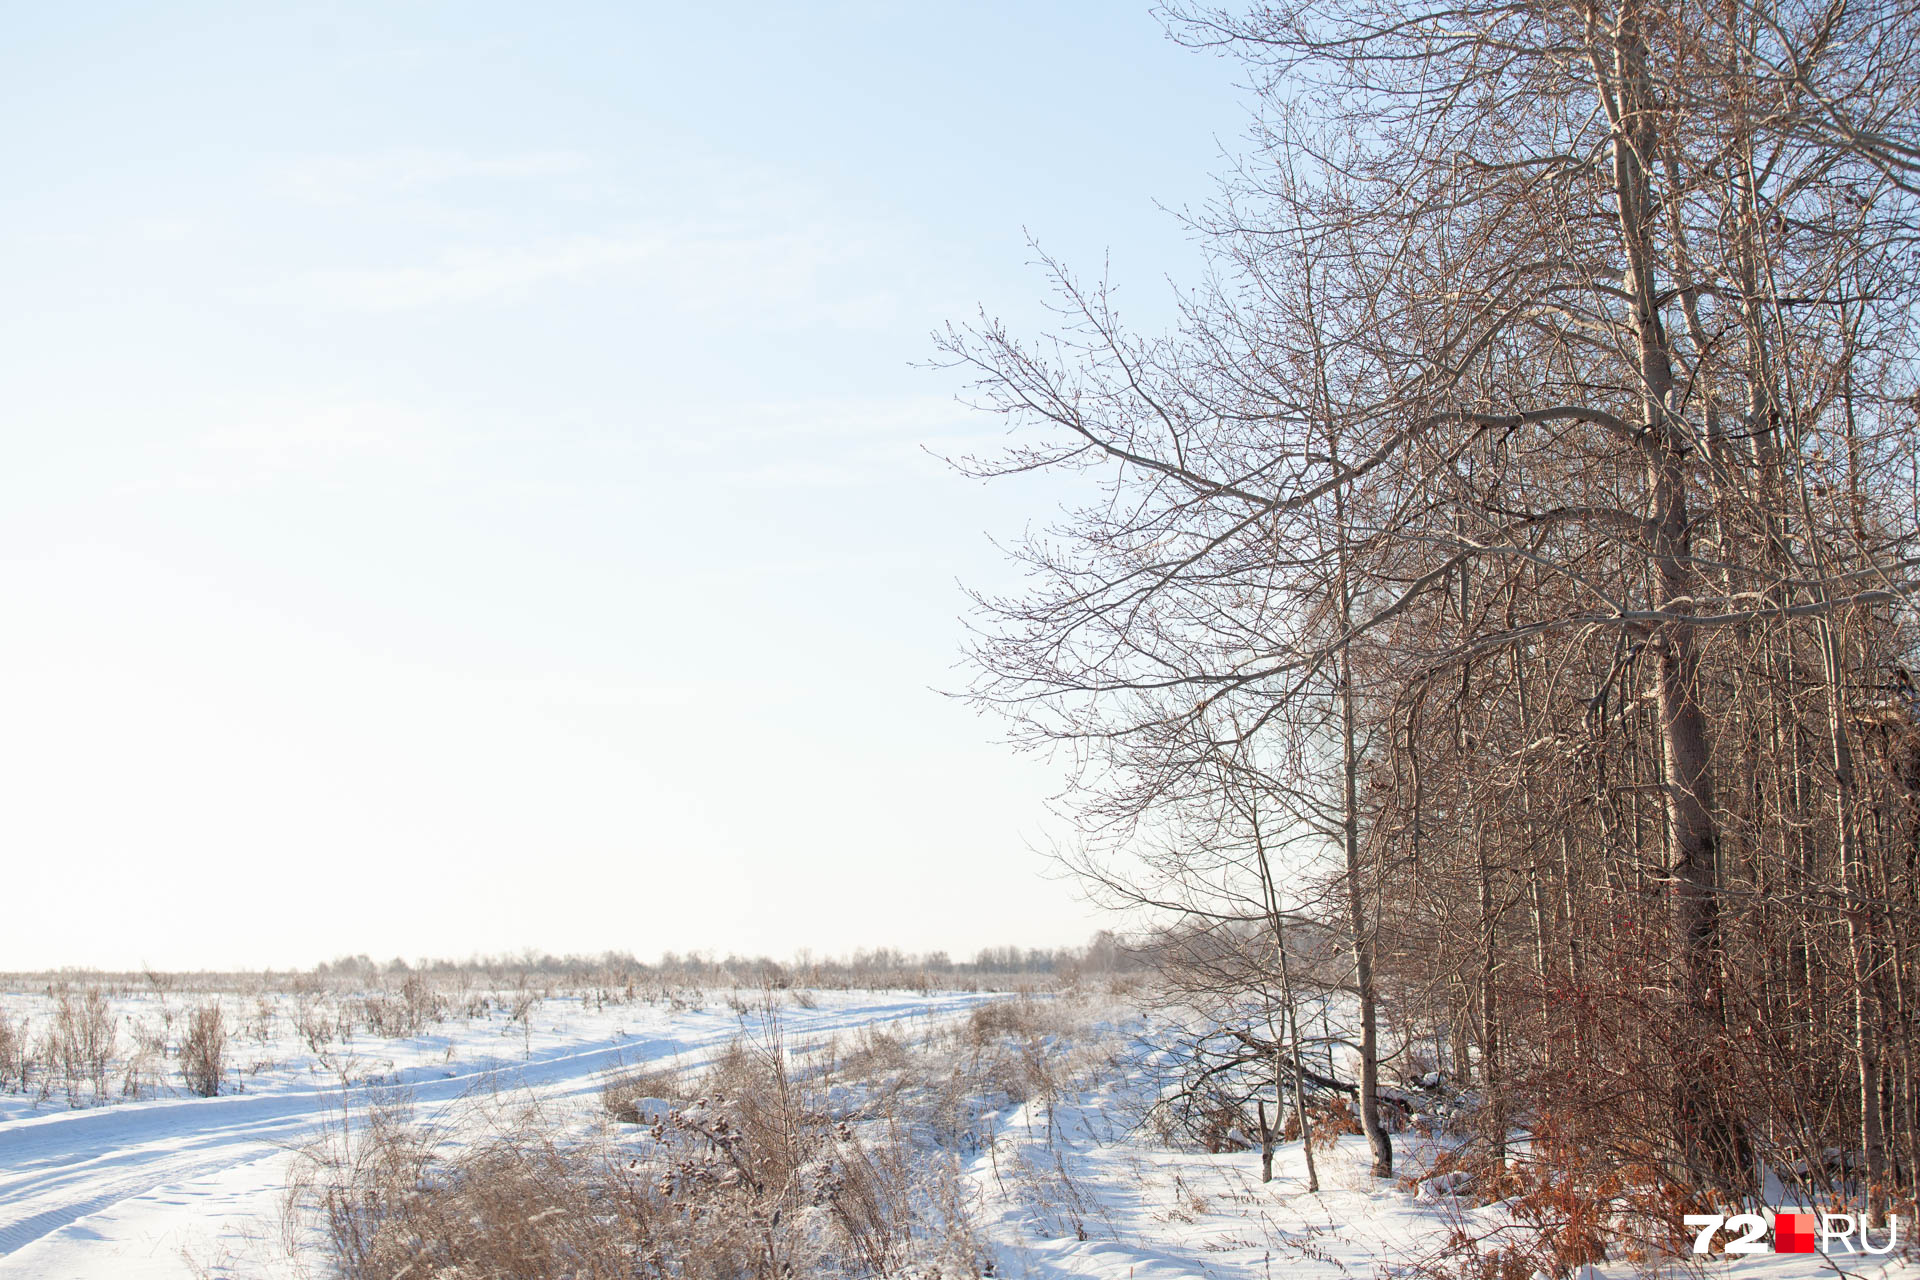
[1,4,1246,969]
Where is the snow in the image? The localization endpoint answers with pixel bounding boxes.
[0,986,992,1277]
[4,985,1915,1280]
[958,1008,1920,1280]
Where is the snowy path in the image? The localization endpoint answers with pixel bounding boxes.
[0,991,987,1278]
[959,1013,1920,1280]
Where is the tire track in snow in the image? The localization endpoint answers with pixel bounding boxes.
[0,993,990,1268]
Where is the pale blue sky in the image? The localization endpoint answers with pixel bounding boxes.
[0,3,1248,969]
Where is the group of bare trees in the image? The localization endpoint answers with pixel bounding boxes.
[943,0,1920,1235]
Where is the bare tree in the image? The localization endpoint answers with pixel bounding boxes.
[945,0,1920,1230]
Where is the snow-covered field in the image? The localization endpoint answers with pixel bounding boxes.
[3,982,1914,1279]
[0,985,993,1277]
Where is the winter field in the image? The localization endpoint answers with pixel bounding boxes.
[0,973,1912,1280]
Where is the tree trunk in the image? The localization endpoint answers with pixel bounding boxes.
[1337,561,1392,1176]
[1819,617,1888,1223]
[1277,915,1320,1192]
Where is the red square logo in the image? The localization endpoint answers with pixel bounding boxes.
[1775,1212,1817,1253]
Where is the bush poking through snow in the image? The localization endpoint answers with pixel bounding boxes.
[0,996,114,1105]
[34,986,117,1108]
[965,995,1042,1046]
[119,1015,168,1100]
[180,1002,226,1097]
[0,1010,29,1093]
[281,993,1141,1279]
[291,998,991,1279]
[601,1063,688,1124]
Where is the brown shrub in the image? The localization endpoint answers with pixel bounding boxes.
[292,1000,994,1278]
[0,1008,30,1092]
[966,996,1041,1046]
[601,1063,688,1125]
[181,1001,227,1097]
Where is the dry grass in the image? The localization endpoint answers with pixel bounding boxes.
[289,1008,982,1276]
[35,985,117,1107]
[600,1063,689,1125]
[0,1009,28,1093]
[120,1013,169,1099]
[180,1001,227,1097]
[964,996,1045,1047]
[283,992,1128,1278]
[0,954,1095,1113]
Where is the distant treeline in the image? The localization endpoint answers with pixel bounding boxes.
[311,934,1136,987]
[1,934,1138,993]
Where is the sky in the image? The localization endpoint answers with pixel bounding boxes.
[0,2,1251,970]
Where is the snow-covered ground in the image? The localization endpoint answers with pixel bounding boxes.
[0,985,994,1277]
[4,984,1914,1279]
[966,1009,1920,1280]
